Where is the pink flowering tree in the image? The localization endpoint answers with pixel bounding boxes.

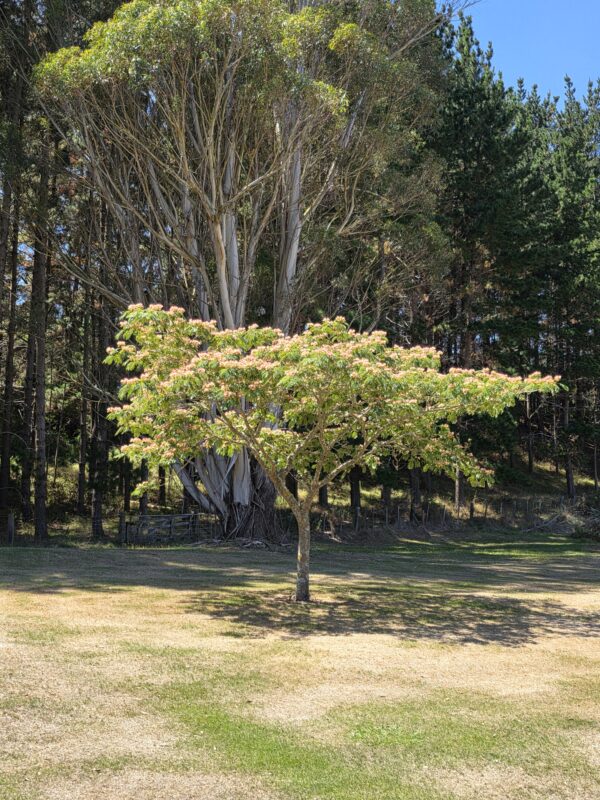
[107,306,558,601]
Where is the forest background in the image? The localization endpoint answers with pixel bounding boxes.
[0,0,599,542]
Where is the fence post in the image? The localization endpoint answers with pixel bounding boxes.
[118,512,125,544]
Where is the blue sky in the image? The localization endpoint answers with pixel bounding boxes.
[465,0,600,98]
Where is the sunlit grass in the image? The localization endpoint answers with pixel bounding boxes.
[1,535,599,799]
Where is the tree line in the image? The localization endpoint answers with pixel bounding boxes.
[0,0,599,541]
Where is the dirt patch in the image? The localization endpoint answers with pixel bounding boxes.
[253,680,416,724]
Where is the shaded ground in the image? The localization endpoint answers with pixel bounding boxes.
[1,534,599,799]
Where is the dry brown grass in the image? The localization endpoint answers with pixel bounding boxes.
[1,538,599,799]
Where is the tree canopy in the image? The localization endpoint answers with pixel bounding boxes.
[108,306,558,598]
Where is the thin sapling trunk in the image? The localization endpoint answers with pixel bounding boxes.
[294,505,311,602]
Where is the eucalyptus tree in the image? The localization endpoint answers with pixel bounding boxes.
[37,0,457,534]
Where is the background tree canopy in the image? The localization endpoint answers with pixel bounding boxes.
[0,0,598,541]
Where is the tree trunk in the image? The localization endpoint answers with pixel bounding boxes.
[565,454,576,501]
[77,304,90,515]
[90,301,110,540]
[349,466,361,510]
[225,459,278,540]
[181,485,190,514]
[318,485,329,508]
[285,471,298,499]
[409,468,421,522]
[381,484,391,507]
[158,465,167,507]
[0,205,19,510]
[526,394,535,474]
[274,144,303,331]
[20,318,35,521]
[90,407,108,538]
[123,458,131,512]
[295,507,311,602]
[139,460,149,515]
[0,181,13,303]
[0,71,23,309]
[32,153,50,543]
[454,467,462,514]
[553,398,560,474]
[563,395,576,501]
[181,452,279,540]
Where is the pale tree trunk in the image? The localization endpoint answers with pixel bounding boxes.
[275,145,302,331]
[175,452,278,540]
[219,452,277,539]
[294,506,311,602]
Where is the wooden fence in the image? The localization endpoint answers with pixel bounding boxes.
[119,512,219,545]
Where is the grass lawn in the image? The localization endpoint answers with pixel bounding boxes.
[1,534,600,799]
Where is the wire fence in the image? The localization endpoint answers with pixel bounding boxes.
[1,492,596,547]
[291,493,596,539]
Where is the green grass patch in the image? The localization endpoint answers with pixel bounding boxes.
[7,621,80,645]
[332,691,597,777]
[0,775,33,800]
[163,681,600,799]
[163,682,451,800]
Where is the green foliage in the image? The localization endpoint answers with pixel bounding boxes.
[37,0,344,115]
[108,307,558,509]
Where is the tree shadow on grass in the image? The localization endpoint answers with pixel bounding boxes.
[1,543,600,596]
[187,582,600,646]
[2,545,600,647]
